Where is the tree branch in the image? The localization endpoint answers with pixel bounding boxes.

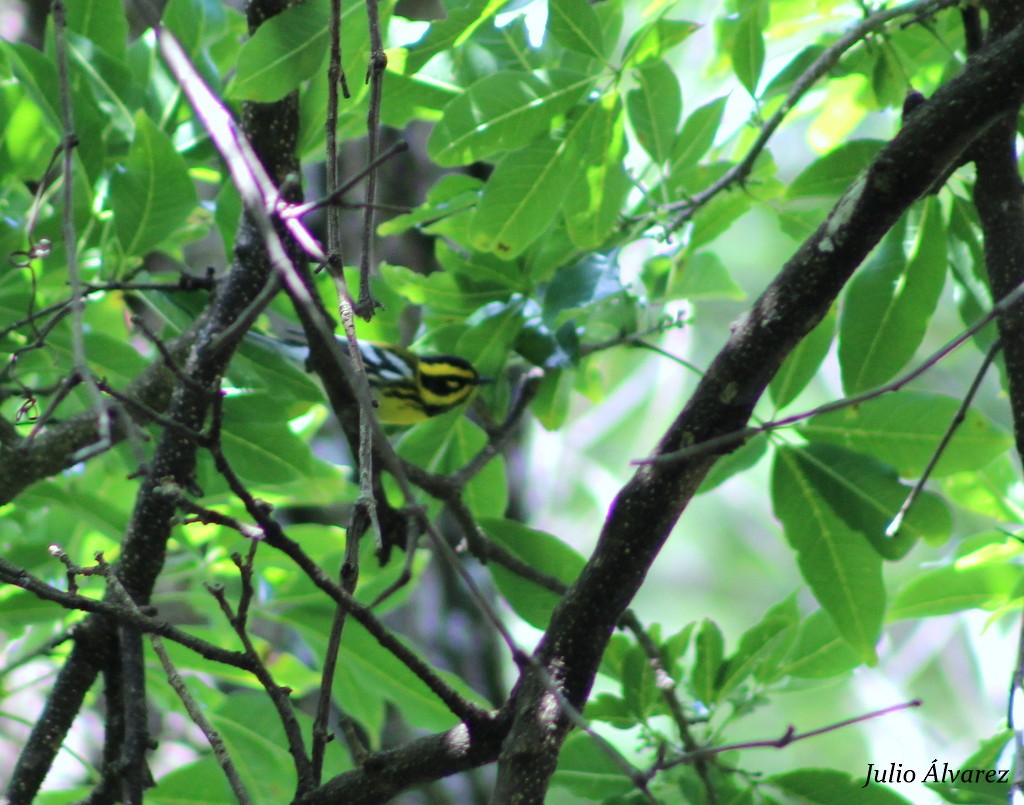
[493,18,1024,803]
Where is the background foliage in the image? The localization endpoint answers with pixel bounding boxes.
[1,0,1024,803]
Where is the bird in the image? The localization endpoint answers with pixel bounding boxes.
[247,327,490,425]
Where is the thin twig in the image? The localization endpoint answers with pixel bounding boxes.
[638,277,1024,468]
[152,634,253,803]
[283,140,409,221]
[663,0,962,232]
[886,338,1001,536]
[52,0,112,463]
[312,0,359,781]
[207,581,316,796]
[355,0,388,318]
[199,413,490,726]
[0,553,254,669]
[663,700,921,767]
[619,611,717,804]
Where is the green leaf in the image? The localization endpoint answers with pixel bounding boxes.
[530,368,574,430]
[436,240,527,292]
[469,137,576,258]
[378,174,483,238]
[456,302,525,378]
[4,41,105,183]
[839,199,947,392]
[335,621,488,732]
[214,178,242,261]
[763,44,825,99]
[428,70,591,167]
[220,394,315,485]
[732,12,765,96]
[552,733,634,799]
[925,732,1014,803]
[889,560,1021,620]
[210,694,298,803]
[109,111,197,258]
[65,0,128,59]
[381,263,502,313]
[782,609,862,680]
[66,32,138,141]
[784,444,951,559]
[871,48,906,109]
[943,454,1024,522]
[380,66,459,127]
[772,447,884,663]
[769,307,835,409]
[542,251,623,325]
[563,95,630,249]
[788,139,884,199]
[768,768,914,804]
[665,251,745,300]
[620,642,661,718]
[623,18,701,66]
[404,0,507,74]
[227,0,328,101]
[233,334,324,404]
[163,0,229,56]
[669,95,727,172]
[627,59,681,164]
[800,391,1012,478]
[690,618,724,704]
[150,758,234,804]
[584,693,637,728]
[483,518,583,629]
[686,190,752,252]
[717,596,799,697]
[547,0,606,61]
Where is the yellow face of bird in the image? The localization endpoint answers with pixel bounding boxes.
[358,343,486,425]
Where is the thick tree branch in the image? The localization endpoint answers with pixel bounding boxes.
[296,718,511,805]
[972,6,1024,458]
[493,18,1024,803]
[0,328,194,506]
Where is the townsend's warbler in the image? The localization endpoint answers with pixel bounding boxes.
[250,329,489,425]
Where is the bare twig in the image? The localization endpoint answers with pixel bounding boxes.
[619,610,717,804]
[662,700,922,767]
[283,140,409,221]
[638,277,1024,468]
[52,0,112,463]
[663,0,962,232]
[886,338,1001,536]
[152,634,253,804]
[355,0,388,319]
[207,581,316,796]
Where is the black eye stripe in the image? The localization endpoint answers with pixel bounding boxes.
[420,374,470,395]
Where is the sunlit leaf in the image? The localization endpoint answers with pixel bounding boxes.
[547,0,606,61]
[469,137,576,258]
[428,70,591,166]
[801,392,1012,478]
[109,111,197,257]
[626,59,681,164]
[732,11,765,96]
[227,0,329,101]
